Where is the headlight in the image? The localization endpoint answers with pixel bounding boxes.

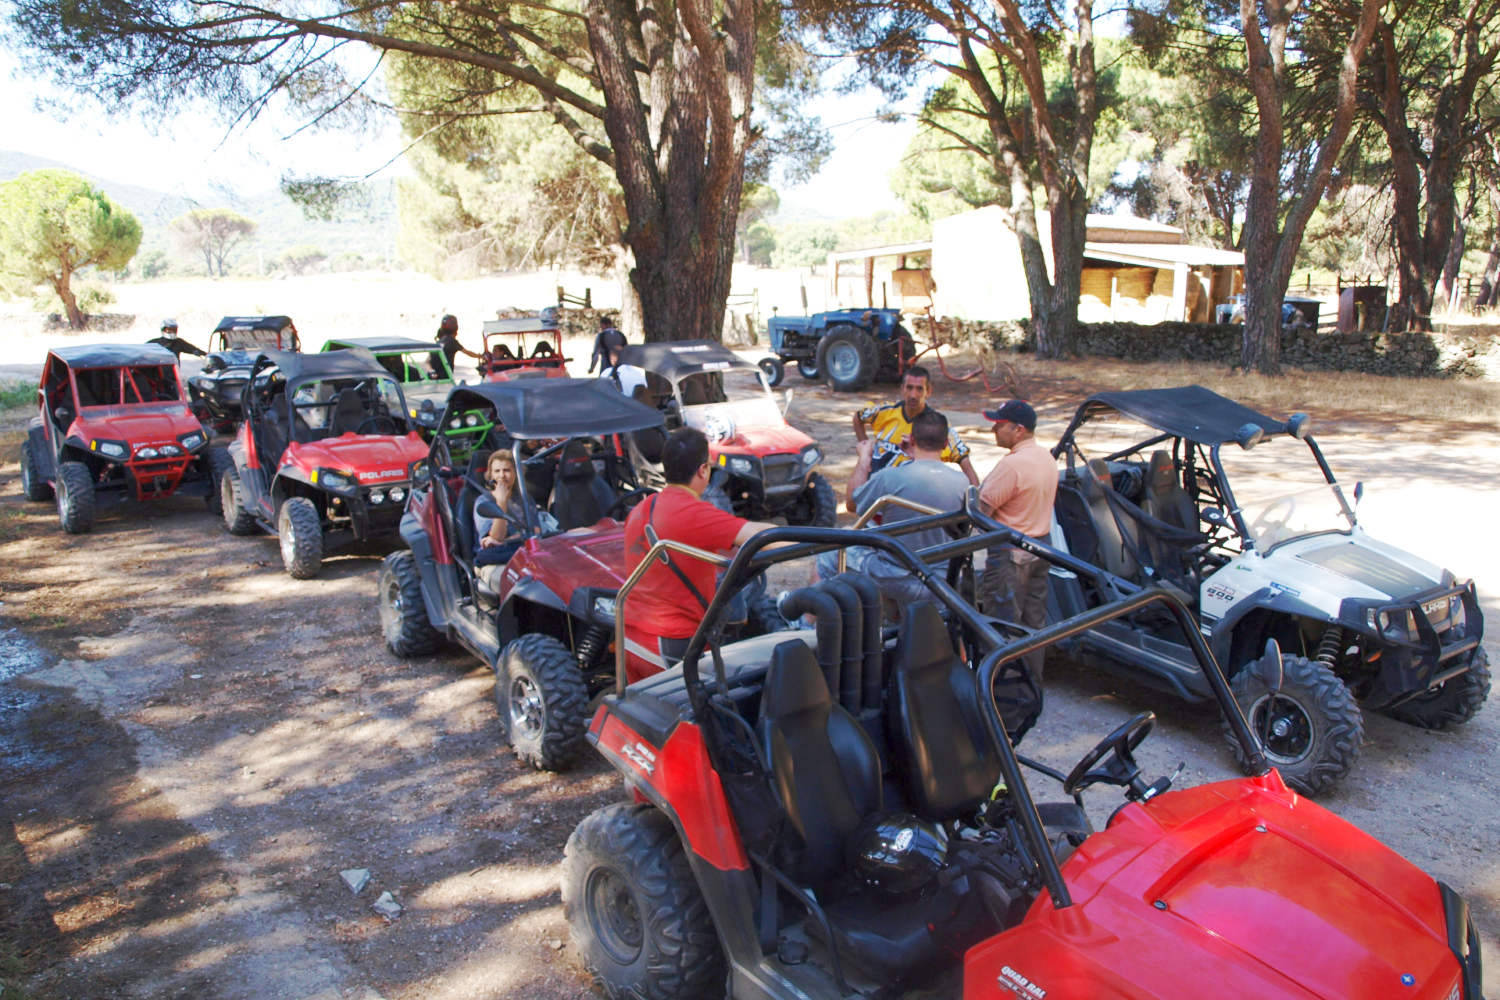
[315,469,357,493]
[93,440,128,459]
[408,459,431,484]
[388,486,407,503]
[179,432,206,451]
[448,417,461,430]
[159,444,182,457]
[802,446,821,466]
[593,595,617,619]
[368,489,387,504]
[725,456,755,476]
[136,446,160,459]
[464,413,479,427]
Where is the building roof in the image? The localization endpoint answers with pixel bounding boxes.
[1085,242,1246,269]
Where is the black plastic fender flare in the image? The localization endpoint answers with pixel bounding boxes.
[1209,586,1338,670]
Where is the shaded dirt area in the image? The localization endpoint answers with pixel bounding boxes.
[1,342,1498,998]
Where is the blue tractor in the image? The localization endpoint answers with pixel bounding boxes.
[761,307,915,392]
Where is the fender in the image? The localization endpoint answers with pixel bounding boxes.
[1208,586,1334,668]
[26,423,56,479]
[400,511,460,630]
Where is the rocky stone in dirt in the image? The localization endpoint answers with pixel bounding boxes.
[340,869,371,894]
[372,891,403,920]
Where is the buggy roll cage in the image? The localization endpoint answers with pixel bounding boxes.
[608,491,1270,914]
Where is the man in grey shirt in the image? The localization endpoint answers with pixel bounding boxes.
[815,408,970,607]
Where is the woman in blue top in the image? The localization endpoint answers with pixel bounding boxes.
[475,450,527,585]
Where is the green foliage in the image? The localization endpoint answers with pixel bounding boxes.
[168,208,257,276]
[769,212,927,269]
[0,169,140,316]
[137,249,169,279]
[278,245,328,275]
[0,380,33,409]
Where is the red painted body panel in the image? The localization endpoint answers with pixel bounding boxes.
[278,433,428,478]
[72,404,201,445]
[963,772,1461,999]
[590,709,749,871]
[709,421,815,460]
[499,520,629,602]
[484,364,569,381]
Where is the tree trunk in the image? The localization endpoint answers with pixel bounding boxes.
[53,269,84,330]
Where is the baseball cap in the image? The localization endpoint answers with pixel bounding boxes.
[982,399,1036,431]
[161,317,178,330]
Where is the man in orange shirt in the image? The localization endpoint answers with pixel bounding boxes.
[622,427,777,678]
[977,400,1057,681]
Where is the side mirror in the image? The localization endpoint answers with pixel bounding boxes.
[53,406,71,424]
[475,498,503,519]
[1201,507,1228,527]
[1235,422,1265,451]
[1286,413,1310,440]
[1353,481,1364,506]
[1256,639,1285,694]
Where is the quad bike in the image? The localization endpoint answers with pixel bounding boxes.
[564,501,1485,999]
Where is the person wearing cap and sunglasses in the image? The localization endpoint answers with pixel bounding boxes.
[977,399,1057,682]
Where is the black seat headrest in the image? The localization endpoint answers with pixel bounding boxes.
[894,603,956,677]
[761,641,834,721]
[558,440,596,482]
[1148,451,1176,490]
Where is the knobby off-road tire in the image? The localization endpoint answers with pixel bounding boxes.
[562,803,726,1000]
[806,472,837,527]
[495,633,589,771]
[56,461,95,534]
[1385,646,1492,730]
[378,550,442,657]
[220,467,259,536]
[20,439,52,501]
[277,496,324,579]
[758,356,785,387]
[1224,653,1363,796]
[816,324,879,393]
[205,447,235,515]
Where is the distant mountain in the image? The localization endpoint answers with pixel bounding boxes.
[0,149,399,274]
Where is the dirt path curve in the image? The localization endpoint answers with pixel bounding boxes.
[1,346,1497,998]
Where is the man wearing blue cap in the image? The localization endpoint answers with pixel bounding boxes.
[978,399,1056,681]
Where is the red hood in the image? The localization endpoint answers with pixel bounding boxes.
[499,521,627,601]
[72,404,201,445]
[964,772,1460,999]
[710,421,815,458]
[282,433,427,481]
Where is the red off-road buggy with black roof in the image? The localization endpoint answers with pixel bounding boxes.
[562,501,1487,1000]
[479,315,571,381]
[377,378,675,770]
[215,348,428,578]
[20,344,213,533]
[616,339,836,527]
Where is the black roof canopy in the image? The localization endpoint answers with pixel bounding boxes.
[617,340,755,380]
[255,347,388,385]
[441,378,664,439]
[51,343,179,368]
[320,336,437,353]
[1062,386,1290,447]
[214,315,294,333]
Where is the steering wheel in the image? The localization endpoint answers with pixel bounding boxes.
[1062,712,1155,796]
[355,416,399,435]
[606,487,655,521]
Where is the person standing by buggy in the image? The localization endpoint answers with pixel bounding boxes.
[977,399,1057,681]
[853,365,979,485]
[813,408,970,608]
[587,315,628,374]
[433,314,481,373]
[622,427,777,676]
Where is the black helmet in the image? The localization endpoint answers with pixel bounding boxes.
[849,813,949,896]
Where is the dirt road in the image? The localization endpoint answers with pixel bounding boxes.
[2,329,1497,998]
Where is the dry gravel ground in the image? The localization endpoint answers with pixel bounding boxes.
[1,292,1499,998]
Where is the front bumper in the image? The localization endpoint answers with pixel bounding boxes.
[1342,580,1484,708]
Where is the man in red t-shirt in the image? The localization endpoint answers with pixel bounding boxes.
[622,427,777,678]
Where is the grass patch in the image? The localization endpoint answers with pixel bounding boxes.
[0,383,31,409]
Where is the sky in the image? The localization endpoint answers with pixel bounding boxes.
[3,49,914,219]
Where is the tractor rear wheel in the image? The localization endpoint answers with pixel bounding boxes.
[1224,653,1363,796]
[816,324,878,392]
[1385,647,1491,729]
[495,633,588,770]
[563,803,725,1000]
[379,550,442,657]
[20,439,51,501]
[56,461,95,534]
[220,467,259,535]
[277,496,324,579]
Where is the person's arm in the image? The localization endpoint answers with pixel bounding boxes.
[851,412,867,441]
[960,454,979,487]
[733,519,778,547]
[845,438,875,513]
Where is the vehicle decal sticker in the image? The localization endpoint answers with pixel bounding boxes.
[1268,582,1301,599]
[997,965,1047,998]
[1296,542,1434,597]
[621,741,657,776]
[1205,583,1236,602]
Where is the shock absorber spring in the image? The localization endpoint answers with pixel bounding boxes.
[1315,625,1345,667]
[574,624,611,668]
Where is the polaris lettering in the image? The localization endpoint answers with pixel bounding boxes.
[360,469,406,481]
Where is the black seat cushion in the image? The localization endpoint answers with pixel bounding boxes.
[889,602,1002,822]
[329,389,366,436]
[759,641,882,890]
[550,440,615,529]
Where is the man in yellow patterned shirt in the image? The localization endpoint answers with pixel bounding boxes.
[852,365,978,487]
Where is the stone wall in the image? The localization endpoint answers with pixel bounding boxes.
[911,316,1500,378]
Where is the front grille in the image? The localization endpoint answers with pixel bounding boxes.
[762,455,804,488]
